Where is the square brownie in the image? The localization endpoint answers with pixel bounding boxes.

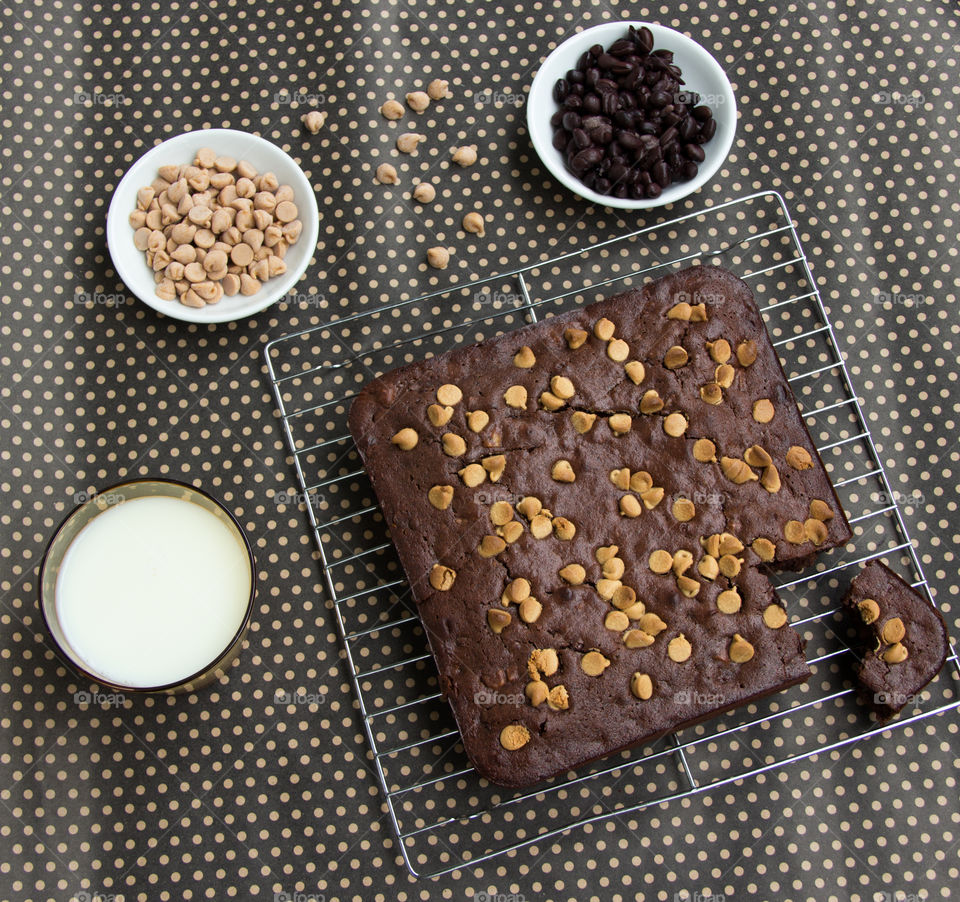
[348,265,852,787]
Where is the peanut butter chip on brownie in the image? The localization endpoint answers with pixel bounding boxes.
[717,588,742,614]
[530,514,553,538]
[809,499,835,521]
[559,564,586,585]
[881,617,906,645]
[506,577,530,603]
[442,433,467,456]
[649,550,673,574]
[391,428,418,450]
[714,363,735,388]
[663,412,688,437]
[607,338,630,362]
[525,680,548,706]
[500,520,524,544]
[640,390,664,414]
[804,518,829,544]
[760,465,781,494]
[677,574,700,598]
[436,383,462,406]
[720,456,758,484]
[707,339,732,364]
[752,537,777,562]
[467,410,490,433]
[519,597,543,623]
[882,643,909,664]
[564,327,588,349]
[603,556,626,580]
[550,375,575,399]
[698,555,719,580]
[729,633,755,663]
[736,340,758,366]
[487,608,512,634]
[581,651,611,676]
[752,399,775,423]
[428,485,454,510]
[700,382,723,405]
[551,459,576,483]
[596,578,621,600]
[672,498,696,522]
[596,544,618,564]
[459,463,486,487]
[553,517,576,540]
[490,501,514,526]
[630,471,653,493]
[630,672,654,700]
[784,520,806,544]
[547,685,570,711]
[639,613,667,636]
[667,634,692,663]
[504,385,528,409]
[609,413,632,435]
[664,345,689,369]
[609,467,630,490]
[478,535,507,558]
[517,496,542,519]
[529,648,559,678]
[858,598,880,625]
[429,564,456,591]
[499,724,531,751]
[539,391,564,411]
[571,411,597,433]
[693,438,717,462]
[744,445,772,468]
[763,604,788,629]
[594,317,615,340]
[786,445,814,470]
[668,301,692,321]
[641,486,665,510]
[624,360,646,384]
[624,629,655,649]
[427,403,454,427]
[672,549,693,576]
[513,346,536,368]
[605,610,630,632]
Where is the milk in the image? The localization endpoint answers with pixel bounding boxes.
[55,495,252,688]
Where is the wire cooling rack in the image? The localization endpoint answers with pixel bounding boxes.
[264,190,960,879]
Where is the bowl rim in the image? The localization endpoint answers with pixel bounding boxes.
[526,20,737,210]
[38,477,258,693]
[106,127,320,324]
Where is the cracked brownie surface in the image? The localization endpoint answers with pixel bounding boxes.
[348,265,852,787]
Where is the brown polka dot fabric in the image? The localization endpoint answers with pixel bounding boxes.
[1,1,958,900]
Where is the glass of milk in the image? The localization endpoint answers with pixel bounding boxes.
[39,479,256,693]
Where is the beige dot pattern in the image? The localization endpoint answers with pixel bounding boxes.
[1,0,959,899]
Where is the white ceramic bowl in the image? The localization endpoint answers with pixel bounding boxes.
[527,22,736,210]
[107,129,320,323]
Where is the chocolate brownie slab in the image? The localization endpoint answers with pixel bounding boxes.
[348,265,852,787]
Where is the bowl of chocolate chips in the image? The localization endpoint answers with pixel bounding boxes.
[527,22,736,209]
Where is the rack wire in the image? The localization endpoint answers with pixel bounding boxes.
[264,191,960,879]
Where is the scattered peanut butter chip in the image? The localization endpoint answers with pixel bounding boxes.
[612,588,638,612]
[716,588,742,614]
[672,497,696,522]
[581,650,611,676]
[499,724,531,751]
[630,672,654,700]
[752,399,775,423]
[503,384,528,409]
[720,456,758,485]
[559,563,586,585]
[714,363,735,388]
[663,412,688,437]
[539,390,565,411]
[760,464,781,494]
[530,514,553,539]
[719,533,744,555]
[517,496,542,519]
[809,499,835,521]
[624,360,645,384]
[442,433,467,456]
[672,549,694,576]
[762,604,788,629]
[391,427,418,450]
[593,317,615,340]
[603,556,626,581]
[610,467,631,490]
[623,603,646,622]
[427,403,454,427]
[547,684,570,711]
[571,411,597,433]
[624,629,655,649]
[490,501,514,526]
[525,679,548,706]
[564,327,588,349]
[609,413,632,435]
[428,485,454,510]
[500,520,524,544]
[553,516,576,540]
[467,410,490,433]
[882,642,909,664]
[783,519,806,544]
[744,445,772,468]
[667,634,692,663]
[804,518,829,545]
[487,608,512,634]
[736,340,758,367]
[667,301,692,321]
[551,459,576,483]
[676,575,700,598]
[478,535,507,558]
[436,383,462,406]
[550,374,575,399]
[701,534,721,558]
[698,555,719,580]
[649,549,673,574]
[640,389,664,414]
[519,596,543,624]
[718,554,742,578]
[429,564,456,591]
[605,610,630,632]
[513,345,536,368]
[629,471,653,493]
[529,647,559,678]
[639,613,667,637]
[858,598,880,625]
[482,455,506,481]
[640,486,665,510]
[690,303,708,322]
[707,339,732,364]
[880,617,906,645]
[729,633,755,663]
[596,578,621,600]
[619,494,642,518]
[596,544,619,564]
[700,382,723,405]
[607,338,630,362]
[752,537,777,562]
[693,438,717,463]
[786,445,814,470]
[664,345,689,369]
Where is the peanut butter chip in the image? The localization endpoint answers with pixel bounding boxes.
[729,633,755,663]
[539,391,564,412]
[762,604,788,629]
[459,463,487,487]
[467,410,490,433]
[744,445,772,468]
[672,549,693,576]
[500,520,524,544]
[718,533,744,555]
[630,672,654,700]
[428,485,454,510]
[786,445,814,470]
[530,514,553,539]
[525,679,548,706]
[639,613,667,636]
[667,634,692,663]
[550,374,575,399]
[668,301,692,320]
[596,578,621,600]
[624,629,655,649]
[391,428,418,450]
[707,339,732,364]
[529,648,560,678]
[436,383,462,406]
[559,564,586,585]
[499,724,531,751]
[717,588,742,614]
[519,597,543,624]
[571,411,597,433]
[664,345,689,369]
[783,520,806,544]
[752,537,777,562]
[641,486,665,510]
[720,456,758,484]
[442,433,467,456]
[581,651,611,676]
[553,517,576,540]
[672,498,696,522]
[547,684,570,711]
[517,496,542,519]
[714,363,735,388]
[760,464,782,494]
[718,554,742,578]
[693,438,717,463]
[603,556,626,580]
[564,327,588,349]
[663,412,688,437]
[607,338,630,362]
[610,467,631,490]
[596,545,618,564]
[804,518,829,545]
[490,501,514,526]
[700,382,723,405]
[809,499,835,521]
[858,598,880,625]
[698,555,719,580]
[630,471,653,493]
[736,340,758,366]
[605,610,630,632]
[640,390,664,414]
[624,603,646,621]
[676,574,700,598]
[487,608,512,634]
[625,360,646,384]
[882,642,909,664]
[427,403,454,427]
[504,385,528,409]
[429,564,456,591]
[482,455,506,481]
[594,317,615,340]
[551,459,576,483]
[649,550,673,574]
[881,617,906,645]
[752,399,775,423]
[609,413,633,435]
[513,346,536,368]
[478,535,507,558]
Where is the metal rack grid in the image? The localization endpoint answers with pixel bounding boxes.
[264,190,960,879]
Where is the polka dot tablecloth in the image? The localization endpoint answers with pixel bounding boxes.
[1,0,958,899]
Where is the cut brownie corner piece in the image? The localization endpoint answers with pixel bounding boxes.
[841,560,949,719]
